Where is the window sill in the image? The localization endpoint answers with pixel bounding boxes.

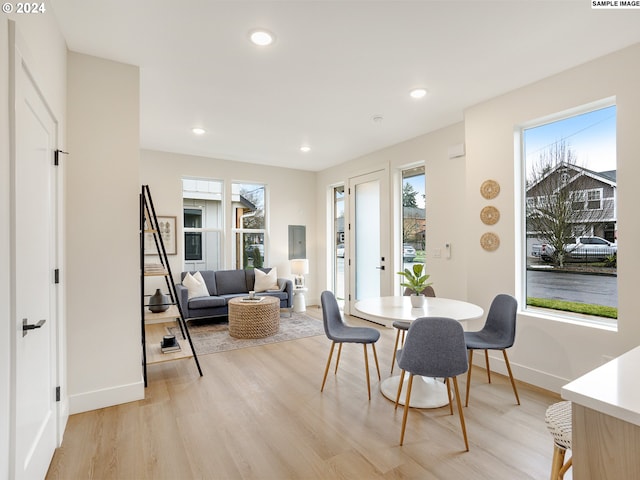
[521,306,617,332]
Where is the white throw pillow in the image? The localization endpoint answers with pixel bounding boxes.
[183,271,209,299]
[254,268,279,293]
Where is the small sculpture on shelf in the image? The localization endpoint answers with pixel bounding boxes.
[148,288,170,313]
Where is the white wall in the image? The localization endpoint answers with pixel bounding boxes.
[1,14,67,480]
[315,122,468,308]
[315,43,640,395]
[140,150,317,300]
[464,43,640,391]
[66,53,143,413]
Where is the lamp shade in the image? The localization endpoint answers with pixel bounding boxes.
[290,258,309,275]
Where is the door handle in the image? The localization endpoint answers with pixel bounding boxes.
[376,266,385,270]
[22,318,46,337]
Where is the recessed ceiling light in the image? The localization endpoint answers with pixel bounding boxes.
[409,88,428,99]
[300,145,311,153]
[192,127,206,135]
[249,29,275,46]
[372,115,384,123]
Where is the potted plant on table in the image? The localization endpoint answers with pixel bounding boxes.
[397,264,432,308]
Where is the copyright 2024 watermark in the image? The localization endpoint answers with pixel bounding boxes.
[592,0,640,8]
[2,2,46,14]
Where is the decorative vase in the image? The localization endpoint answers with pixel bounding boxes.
[148,288,170,313]
[410,294,425,308]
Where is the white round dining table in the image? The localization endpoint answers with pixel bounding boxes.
[354,295,484,408]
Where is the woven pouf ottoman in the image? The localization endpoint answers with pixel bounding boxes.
[228,296,280,339]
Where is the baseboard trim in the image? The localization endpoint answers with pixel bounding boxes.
[68,380,145,415]
[472,353,570,395]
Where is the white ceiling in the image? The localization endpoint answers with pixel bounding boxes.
[51,1,640,172]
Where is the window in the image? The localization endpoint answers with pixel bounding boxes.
[332,185,345,302]
[232,182,266,269]
[182,178,223,271]
[401,166,425,275]
[523,103,617,324]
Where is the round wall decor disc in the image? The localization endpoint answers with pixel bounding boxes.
[480,179,500,199]
[480,232,500,251]
[480,206,500,225]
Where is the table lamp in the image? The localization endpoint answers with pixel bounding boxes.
[290,258,309,287]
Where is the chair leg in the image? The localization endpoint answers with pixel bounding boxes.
[502,350,521,405]
[399,374,414,446]
[334,343,343,374]
[371,343,381,381]
[452,376,469,452]
[550,444,566,480]
[395,370,406,410]
[363,344,371,400]
[484,349,491,383]
[445,377,453,415]
[391,328,401,374]
[558,456,572,479]
[465,349,474,407]
[321,342,336,392]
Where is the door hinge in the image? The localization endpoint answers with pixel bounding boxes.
[55,386,61,402]
[54,149,69,166]
[348,188,351,195]
[54,268,60,284]
[348,294,351,301]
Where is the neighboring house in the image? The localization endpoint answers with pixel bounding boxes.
[526,163,617,248]
[402,206,426,249]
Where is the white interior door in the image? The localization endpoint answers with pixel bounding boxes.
[10,24,59,479]
[347,169,390,313]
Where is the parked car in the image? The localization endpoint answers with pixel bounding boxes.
[336,244,344,257]
[403,244,416,262]
[531,236,617,263]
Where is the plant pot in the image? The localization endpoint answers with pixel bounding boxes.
[148,288,170,313]
[410,294,425,308]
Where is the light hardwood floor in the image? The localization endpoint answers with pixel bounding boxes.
[47,308,569,480]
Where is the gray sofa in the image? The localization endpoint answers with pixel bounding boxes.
[176,268,293,320]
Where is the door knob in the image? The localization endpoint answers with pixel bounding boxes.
[22,318,46,337]
[376,266,385,270]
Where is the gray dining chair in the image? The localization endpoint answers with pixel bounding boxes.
[394,316,469,450]
[464,293,520,407]
[320,290,381,400]
[390,286,436,374]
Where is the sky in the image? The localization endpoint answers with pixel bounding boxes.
[523,104,617,173]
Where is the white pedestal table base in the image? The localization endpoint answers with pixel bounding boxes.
[380,375,449,408]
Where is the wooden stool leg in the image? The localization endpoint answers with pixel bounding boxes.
[558,456,572,479]
[550,444,566,480]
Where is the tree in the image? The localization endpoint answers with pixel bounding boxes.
[402,183,418,208]
[526,140,608,267]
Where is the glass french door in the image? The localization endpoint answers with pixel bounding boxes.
[347,169,390,313]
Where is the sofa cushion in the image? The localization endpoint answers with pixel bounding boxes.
[188,295,227,310]
[254,267,279,292]
[183,272,209,300]
[215,270,249,295]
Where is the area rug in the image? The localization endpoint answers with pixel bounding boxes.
[167,312,325,355]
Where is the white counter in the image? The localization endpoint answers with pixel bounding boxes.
[562,345,640,427]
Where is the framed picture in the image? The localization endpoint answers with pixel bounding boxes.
[145,216,177,255]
